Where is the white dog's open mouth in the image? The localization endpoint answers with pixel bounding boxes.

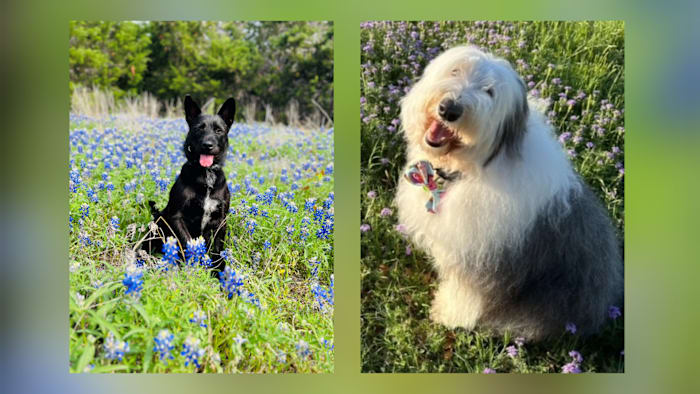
[425,119,455,148]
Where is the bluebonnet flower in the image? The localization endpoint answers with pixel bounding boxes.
[277,350,287,364]
[299,226,310,242]
[565,322,577,334]
[316,218,333,240]
[304,198,317,212]
[245,218,257,235]
[69,169,81,185]
[248,203,259,216]
[296,339,311,359]
[263,240,271,250]
[122,263,144,300]
[185,236,207,266]
[323,196,334,210]
[181,336,206,368]
[309,257,320,277]
[79,203,89,219]
[219,265,245,298]
[313,206,325,223]
[483,368,496,374]
[153,329,175,363]
[78,231,91,246]
[189,309,208,328]
[161,237,180,270]
[103,332,129,361]
[379,207,393,217]
[360,224,371,232]
[86,188,98,203]
[109,216,119,231]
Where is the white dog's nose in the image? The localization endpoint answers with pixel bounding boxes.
[438,99,463,122]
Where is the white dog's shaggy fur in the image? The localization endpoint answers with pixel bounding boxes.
[395,46,622,340]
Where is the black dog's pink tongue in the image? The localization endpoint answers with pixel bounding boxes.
[199,154,214,167]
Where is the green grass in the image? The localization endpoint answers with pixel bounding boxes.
[69,115,334,373]
[361,21,624,373]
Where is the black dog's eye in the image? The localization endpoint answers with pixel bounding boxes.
[215,128,223,134]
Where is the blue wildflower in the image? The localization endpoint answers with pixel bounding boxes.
[161,237,180,269]
[189,309,208,328]
[219,265,245,299]
[296,339,311,359]
[245,218,257,235]
[109,216,119,231]
[181,336,205,368]
[310,277,334,313]
[86,188,98,203]
[122,263,144,300]
[304,198,317,212]
[79,203,89,219]
[103,332,129,361]
[185,236,207,266]
[153,330,175,363]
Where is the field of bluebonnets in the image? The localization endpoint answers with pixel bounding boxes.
[69,112,334,373]
[361,21,624,373]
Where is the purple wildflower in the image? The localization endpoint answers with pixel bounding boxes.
[608,305,622,320]
[506,345,518,357]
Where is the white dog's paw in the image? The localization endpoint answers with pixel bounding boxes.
[429,297,460,328]
[429,279,482,330]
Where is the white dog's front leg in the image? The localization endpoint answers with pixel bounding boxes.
[430,265,484,330]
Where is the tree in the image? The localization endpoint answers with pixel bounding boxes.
[69,21,151,98]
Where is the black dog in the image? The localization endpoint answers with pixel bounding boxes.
[147,95,234,273]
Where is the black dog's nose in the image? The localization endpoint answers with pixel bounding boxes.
[438,99,463,122]
[202,141,215,151]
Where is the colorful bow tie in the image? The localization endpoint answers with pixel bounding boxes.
[403,160,447,214]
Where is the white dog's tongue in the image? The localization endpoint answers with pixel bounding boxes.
[427,120,453,145]
[199,154,214,167]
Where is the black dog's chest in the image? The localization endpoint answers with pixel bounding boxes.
[183,170,225,231]
[198,170,220,230]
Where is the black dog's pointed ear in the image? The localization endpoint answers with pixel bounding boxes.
[217,98,236,129]
[184,95,201,124]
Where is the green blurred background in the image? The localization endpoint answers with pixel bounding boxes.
[3,0,700,392]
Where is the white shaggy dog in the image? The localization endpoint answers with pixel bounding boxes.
[395,46,622,340]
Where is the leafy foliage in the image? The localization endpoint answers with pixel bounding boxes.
[69,21,333,123]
